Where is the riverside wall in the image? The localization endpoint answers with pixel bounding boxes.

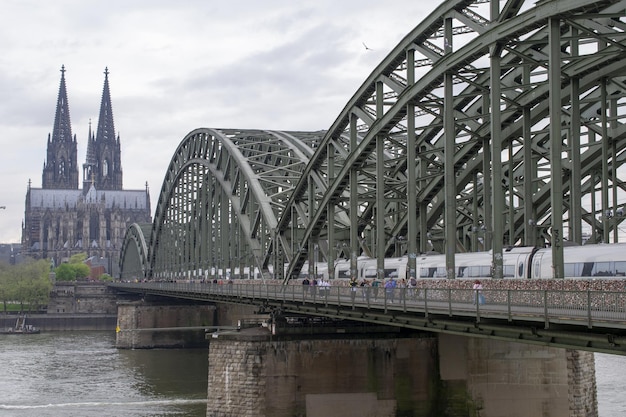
[47,282,119,314]
[0,283,120,331]
[0,313,117,331]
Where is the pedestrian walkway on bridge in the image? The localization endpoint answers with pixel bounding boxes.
[110,277,626,355]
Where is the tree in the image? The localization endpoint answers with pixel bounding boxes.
[99,273,113,282]
[0,259,51,312]
[16,260,51,312]
[68,253,87,264]
[55,263,77,281]
[55,253,91,281]
[74,263,91,280]
[0,261,13,313]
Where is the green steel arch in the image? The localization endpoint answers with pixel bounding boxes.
[121,0,626,283]
[119,223,151,280]
[146,128,330,280]
[278,0,626,282]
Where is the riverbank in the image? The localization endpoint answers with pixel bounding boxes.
[0,314,117,331]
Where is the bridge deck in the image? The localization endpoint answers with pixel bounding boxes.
[110,281,626,355]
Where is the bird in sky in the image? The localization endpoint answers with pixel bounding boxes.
[362,42,373,51]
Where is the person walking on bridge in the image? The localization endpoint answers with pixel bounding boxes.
[473,280,484,305]
[349,278,358,303]
[360,279,371,303]
[372,278,381,301]
[385,278,397,303]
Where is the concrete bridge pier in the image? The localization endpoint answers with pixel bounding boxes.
[439,334,597,417]
[115,301,215,349]
[206,329,597,417]
[207,330,441,417]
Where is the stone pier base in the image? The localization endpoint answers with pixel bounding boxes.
[207,330,440,417]
[439,334,597,417]
[115,302,215,349]
[207,330,598,417]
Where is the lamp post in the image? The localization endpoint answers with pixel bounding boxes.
[314,243,319,280]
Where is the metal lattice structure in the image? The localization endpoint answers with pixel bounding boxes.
[121,0,626,283]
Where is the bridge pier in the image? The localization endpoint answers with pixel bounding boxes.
[439,334,597,417]
[207,328,441,417]
[115,301,215,349]
[206,328,597,417]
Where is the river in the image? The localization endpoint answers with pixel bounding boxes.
[0,332,623,416]
[0,332,207,416]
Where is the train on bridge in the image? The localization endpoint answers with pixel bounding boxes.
[246,243,626,282]
[213,243,626,282]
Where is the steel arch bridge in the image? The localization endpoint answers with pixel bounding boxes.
[121,0,626,283]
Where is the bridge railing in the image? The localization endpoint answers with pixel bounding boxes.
[110,281,626,330]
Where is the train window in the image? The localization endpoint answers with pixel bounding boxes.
[364,269,377,278]
[385,269,399,279]
[533,259,541,278]
[419,268,434,278]
[466,266,490,277]
[581,262,594,277]
[503,265,514,277]
[593,262,612,277]
[467,266,479,277]
[564,263,579,277]
[420,267,446,278]
[337,269,350,279]
[615,262,626,276]
[458,266,467,277]
[518,262,524,278]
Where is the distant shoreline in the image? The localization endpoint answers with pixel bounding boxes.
[0,313,117,331]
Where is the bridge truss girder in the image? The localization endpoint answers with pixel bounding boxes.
[277,0,626,282]
[120,0,626,283]
[145,129,332,280]
[119,223,151,280]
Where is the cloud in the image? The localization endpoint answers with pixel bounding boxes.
[0,0,437,243]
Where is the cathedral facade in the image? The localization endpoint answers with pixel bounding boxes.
[22,66,152,277]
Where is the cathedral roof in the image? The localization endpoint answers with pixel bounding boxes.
[51,65,73,144]
[28,188,149,211]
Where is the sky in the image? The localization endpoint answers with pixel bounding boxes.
[0,0,439,244]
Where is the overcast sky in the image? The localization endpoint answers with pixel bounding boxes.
[0,0,438,244]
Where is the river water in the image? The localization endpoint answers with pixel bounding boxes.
[0,332,207,416]
[0,331,624,416]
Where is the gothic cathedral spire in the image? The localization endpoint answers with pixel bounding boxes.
[88,67,123,191]
[42,65,79,189]
[82,119,96,190]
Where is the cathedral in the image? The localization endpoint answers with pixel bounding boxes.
[22,66,152,277]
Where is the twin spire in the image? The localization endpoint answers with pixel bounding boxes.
[50,65,73,145]
[43,65,122,191]
[84,67,116,171]
[50,65,116,146]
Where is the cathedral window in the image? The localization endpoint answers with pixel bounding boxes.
[90,213,100,241]
[58,159,65,178]
[103,159,108,177]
